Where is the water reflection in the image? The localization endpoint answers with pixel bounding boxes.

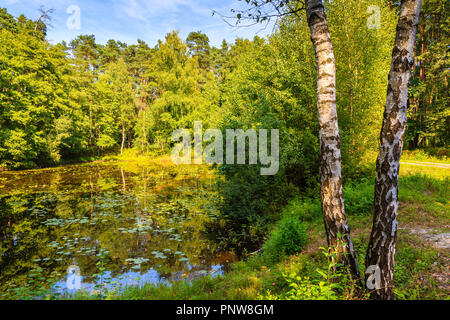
[0,159,224,299]
[52,263,224,296]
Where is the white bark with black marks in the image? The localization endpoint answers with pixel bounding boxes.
[366,0,422,300]
[306,0,360,280]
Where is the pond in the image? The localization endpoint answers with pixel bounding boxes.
[0,158,230,299]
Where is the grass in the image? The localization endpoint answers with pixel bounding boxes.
[398,175,449,227]
[400,163,449,179]
[60,155,449,300]
[402,149,449,164]
[400,149,449,179]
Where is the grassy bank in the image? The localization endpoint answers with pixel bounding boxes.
[61,161,449,300]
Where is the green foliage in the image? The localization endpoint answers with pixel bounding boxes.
[0,11,221,168]
[207,29,318,255]
[209,0,397,255]
[343,179,374,216]
[403,149,449,163]
[406,0,449,149]
[259,274,339,300]
[186,31,211,70]
[400,174,449,203]
[262,216,308,265]
[96,58,134,152]
[394,237,442,300]
[6,166,442,300]
[279,196,322,222]
[135,31,220,153]
[208,162,299,255]
[0,3,447,301]
[0,8,17,32]
[0,1,444,170]
[259,247,363,300]
[0,19,77,168]
[327,0,397,171]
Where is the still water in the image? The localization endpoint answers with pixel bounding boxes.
[0,158,227,299]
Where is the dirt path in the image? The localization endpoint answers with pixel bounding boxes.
[400,227,450,249]
[401,161,450,169]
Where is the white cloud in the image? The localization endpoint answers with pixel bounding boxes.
[116,0,192,21]
[3,0,274,47]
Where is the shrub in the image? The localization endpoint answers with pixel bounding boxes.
[262,216,308,264]
[206,164,299,256]
[258,247,365,300]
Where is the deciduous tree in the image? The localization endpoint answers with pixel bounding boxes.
[366,0,422,300]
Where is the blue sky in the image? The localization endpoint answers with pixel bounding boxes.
[1,0,275,47]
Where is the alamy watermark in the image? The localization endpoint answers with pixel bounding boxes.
[66,5,81,30]
[367,5,381,29]
[365,264,381,290]
[66,265,82,290]
[171,121,279,175]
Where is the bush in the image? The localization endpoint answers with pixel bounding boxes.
[206,163,299,256]
[258,247,364,300]
[262,215,308,264]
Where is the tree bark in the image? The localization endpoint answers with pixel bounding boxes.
[366,0,422,300]
[305,0,360,280]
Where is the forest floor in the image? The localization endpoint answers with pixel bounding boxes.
[67,156,449,300]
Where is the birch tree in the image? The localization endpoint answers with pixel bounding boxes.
[366,0,422,300]
[224,0,360,279]
[305,0,359,279]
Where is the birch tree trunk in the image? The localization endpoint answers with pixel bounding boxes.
[366,0,422,300]
[305,0,360,280]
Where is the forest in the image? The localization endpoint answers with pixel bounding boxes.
[0,0,448,301]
